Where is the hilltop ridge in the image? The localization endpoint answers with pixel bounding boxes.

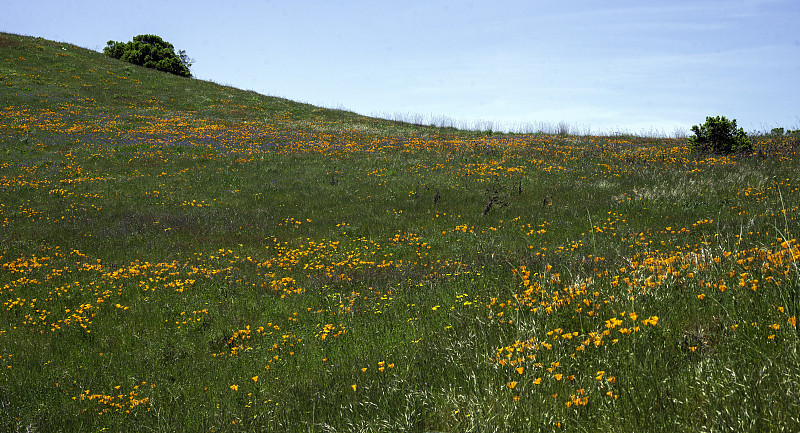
[0,32,455,139]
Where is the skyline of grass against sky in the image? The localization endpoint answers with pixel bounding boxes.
[2,1,799,132]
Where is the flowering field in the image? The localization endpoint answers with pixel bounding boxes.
[2,33,800,432]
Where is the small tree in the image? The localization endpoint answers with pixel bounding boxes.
[689,115,752,154]
[104,34,192,77]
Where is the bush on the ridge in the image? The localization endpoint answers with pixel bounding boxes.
[689,115,752,154]
[104,34,192,77]
[771,127,800,137]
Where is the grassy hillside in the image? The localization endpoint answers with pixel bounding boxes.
[2,32,800,432]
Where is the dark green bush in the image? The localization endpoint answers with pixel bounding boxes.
[774,128,800,137]
[104,34,192,77]
[689,116,752,154]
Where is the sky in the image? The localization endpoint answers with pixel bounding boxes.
[3,0,799,135]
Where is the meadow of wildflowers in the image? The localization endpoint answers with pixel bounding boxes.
[2,33,800,432]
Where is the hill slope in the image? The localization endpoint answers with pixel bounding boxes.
[3,33,800,433]
[0,32,455,144]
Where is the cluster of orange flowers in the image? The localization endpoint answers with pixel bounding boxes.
[73,382,154,415]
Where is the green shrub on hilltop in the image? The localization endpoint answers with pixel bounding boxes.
[104,34,192,77]
[689,115,753,154]
[771,127,800,137]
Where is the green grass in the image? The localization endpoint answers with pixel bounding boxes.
[2,32,800,432]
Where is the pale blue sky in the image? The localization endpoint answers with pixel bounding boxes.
[3,0,799,134]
